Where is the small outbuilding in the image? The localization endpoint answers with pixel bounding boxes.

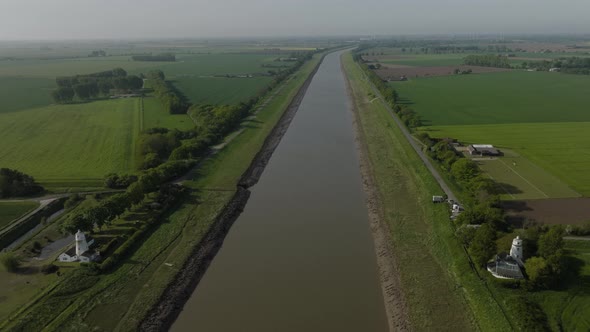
[468,144,501,156]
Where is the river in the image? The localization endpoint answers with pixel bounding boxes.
[171,50,388,332]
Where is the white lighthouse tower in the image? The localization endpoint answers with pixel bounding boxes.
[75,230,89,257]
[510,236,523,264]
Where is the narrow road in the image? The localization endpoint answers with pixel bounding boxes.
[356,62,459,204]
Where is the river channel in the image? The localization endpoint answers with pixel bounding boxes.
[171,50,388,332]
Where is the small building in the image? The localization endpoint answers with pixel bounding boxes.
[57,230,99,263]
[487,236,525,279]
[468,144,501,156]
[549,67,561,72]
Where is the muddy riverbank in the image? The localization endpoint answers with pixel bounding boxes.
[139,54,326,332]
[341,54,411,332]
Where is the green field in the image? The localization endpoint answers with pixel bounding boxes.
[381,54,466,67]
[0,201,39,230]
[142,97,193,130]
[343,53,512,330]
[0,77,54,113]
[174,76,271,105]
[475,149,580,200]
[422,122,590,196]
[0,98,140,187]
[395,71,590,126]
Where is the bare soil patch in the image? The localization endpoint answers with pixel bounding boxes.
[502,198,590,226]
[375,65,511,80]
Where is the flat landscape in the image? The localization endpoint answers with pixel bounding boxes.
[0,98,140,187]
[387,67,590,199]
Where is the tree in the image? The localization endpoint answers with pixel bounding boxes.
[112,68,127,77]
[127,75,144,90]
[0,252,20,272]
[98,81,114,95]
[469,223,497,267]
[0,168,43,198]
[525,256,551,289]
[451,158,480,183]
[51,87,75,103]
[74,84,91,100]
[538,226,564,259]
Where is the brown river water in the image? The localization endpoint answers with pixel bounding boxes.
[171,50,388,332]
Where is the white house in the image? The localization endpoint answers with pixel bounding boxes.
[487,236,525,279]
[58,230,98,263]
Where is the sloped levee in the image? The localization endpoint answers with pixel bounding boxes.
[138,53,327,332]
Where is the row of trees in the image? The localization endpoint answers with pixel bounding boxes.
[60,160,194,234]
[463,54,512,68]
[524,56,590,75]
[0,168,44,198]
[147,70,188,114]
[52,68,143,103]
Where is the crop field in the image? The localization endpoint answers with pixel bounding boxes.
[174,76,272,105]
[0,202,39,230]
[0,77,54,113]
[0,98,140,187]
[142,97,193,130]
[395,71,590,126]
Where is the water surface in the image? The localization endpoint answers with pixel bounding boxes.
[172,50,388,332]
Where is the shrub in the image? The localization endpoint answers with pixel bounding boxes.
[0,251,21,272]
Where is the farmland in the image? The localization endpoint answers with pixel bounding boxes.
[390,70,590,198]
[420,122,590,196]
[0,46,293,189]
[0,77,54,113]
[395,71,590,126]
[0,98,140,188]
[0,201,39,229]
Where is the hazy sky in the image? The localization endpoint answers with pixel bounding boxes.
[1,0,589,40]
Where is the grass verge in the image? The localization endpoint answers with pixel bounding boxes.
[343,52,513,331]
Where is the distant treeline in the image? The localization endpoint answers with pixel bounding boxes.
[524,57,590,75]
[0,168,44,198]
[131,54,176,62]
[463,54,512,68]
[52,68,143,103]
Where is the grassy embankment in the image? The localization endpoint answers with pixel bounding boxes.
[0,202,40,230]
[0,98,141,190]
[0,52,324,332]
[343,52,513,331]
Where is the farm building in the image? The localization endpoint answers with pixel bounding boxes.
[487,236,525,279]
[57,230,99,263]
[468,144,501,156]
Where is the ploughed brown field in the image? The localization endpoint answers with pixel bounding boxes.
[502,198,590,226]
[375,65,511,80]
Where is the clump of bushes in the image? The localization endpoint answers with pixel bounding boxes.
[0,251,21,272]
